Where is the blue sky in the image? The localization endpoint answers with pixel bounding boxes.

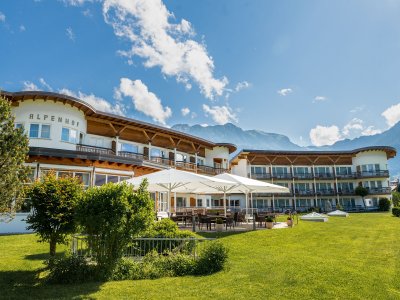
[1,0,400,147]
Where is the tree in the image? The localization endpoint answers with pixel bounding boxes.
[0,95,29,215]
[392,191,400,207]
[26,172,83,256]
[76,180,154,273]
[355,186,369,208]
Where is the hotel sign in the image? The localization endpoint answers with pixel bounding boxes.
[29,113,80,127]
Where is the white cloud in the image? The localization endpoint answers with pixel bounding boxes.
[0,12,5,22]
[382,103,400,128]
[235,81,251,92]
[66,27,75,41]
[22,81,40,91]
[277,88,292,96]
[202,104,238,125]
[313,96,327,102]
[61,0,97,6]
[103,0,228,99]
[19,25,26,32]
[309,125,341,146]
[39,78,53,92]
[82,9,93,17]
[117,78,172,125]
[59,88,125,115]
[362,126,381,136]
[342,118,364,137]
[350,106,364,113]
[181,107,190,116]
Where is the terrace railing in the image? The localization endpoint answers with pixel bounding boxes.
[71,234,215,260]
[76,144,115,155]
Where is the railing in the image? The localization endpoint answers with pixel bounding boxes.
[175,161,197,172]
[76,144,115,155]
[197,165,228,175]
[118,151,144,160]
[357,170,389,178]
[366,187,392,194]
[294,189,314,196]
[272,174,293,179]
[314,172,334,179]
[293,173,314,179]
[336,173,358,179]
[316,189,336,196]
[250,173,272,180]
[149,156,174,166]
[337,188,355,195]
[71,235,215,260]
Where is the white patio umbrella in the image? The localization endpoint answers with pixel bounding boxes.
[192,173,290,216]
[214,173,290,214]
[124,168,236,213]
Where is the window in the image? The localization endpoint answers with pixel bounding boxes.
[336,166,352,175]
[95,174,107,186]
[29,124,39,138]
[108,175,119,183]
[74,172,90,187]
[120,143,138,153]
[197,198,203,207]
[15,123,23,129]
[176,153,187,162]
[197,158,204,166]
[119,176,131,182]
[272,167,288,175]
[61,127,77,143]
[177,197,186,207]
[41,124,50,138]
[294,167,309,175]
[251,166,266,174]
[29,124,51,139]
[151,148,166,158]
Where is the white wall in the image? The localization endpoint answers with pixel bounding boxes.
[231,159,248,177]
[353,151,388,170]
[205,146,230,169]
[12,99,86,151]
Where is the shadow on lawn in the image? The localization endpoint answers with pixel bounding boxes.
[24,251,66,261]
[197,230,251,239]
[0,269,102,299]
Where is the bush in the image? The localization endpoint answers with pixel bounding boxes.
[144,218,196,239]
[392,207,400,217]
[392,192,400,207]
[46,256,97,284]
[195,241,228,275]
[378,198,391,211]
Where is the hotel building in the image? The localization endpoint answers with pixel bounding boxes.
[230,148,396,211]
[2,90,396,213]
[2,91,236,211]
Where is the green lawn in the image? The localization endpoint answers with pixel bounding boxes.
[1,213,400,299]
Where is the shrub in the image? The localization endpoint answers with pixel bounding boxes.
[392,192,400,207]
[144,218,196,239]
[392,207,400,217]
[265,216,274,223]
[378,198,391,211]
[76,180,154,273]
[110,258,142,281]
[46,255,97,284]
[195,241,228,275]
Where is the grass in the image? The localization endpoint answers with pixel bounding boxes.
[1,213,400,299]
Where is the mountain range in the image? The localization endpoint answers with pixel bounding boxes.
[171,122,400,177]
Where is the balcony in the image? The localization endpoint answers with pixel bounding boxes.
[251,173,272,180]
[316,189,336,196]
[293,173,314,180]
[366,187,392,194]
[335,172,357,179]
[76,144,227,175]
[337,188,355,196]
[294,189,314,196]
[76,144,115,155]
[357,170,389,178]
[314,172,334,179]
[272,173,293,180]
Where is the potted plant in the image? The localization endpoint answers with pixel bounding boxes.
[286,216,293,227]
[265,216,274,229]
[215,218,224,232]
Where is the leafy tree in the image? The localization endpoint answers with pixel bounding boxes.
[355,186,369,208]
[392,191,400,207]
[76,180,154,274]
[0,95,29,215]
[26,172,83,256]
